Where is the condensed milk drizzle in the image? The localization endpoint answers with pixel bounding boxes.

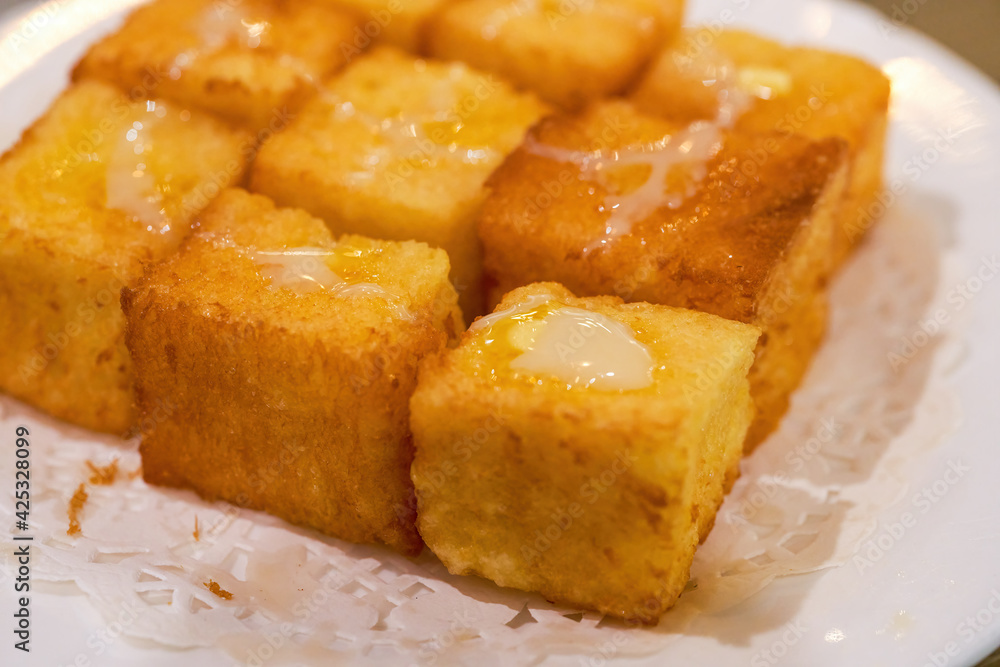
[473,294,655,391]
[524,49,753,253]
[251,246,411,319]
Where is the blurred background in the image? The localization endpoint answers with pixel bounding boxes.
[859,0,999,81]
[0,0,997,81]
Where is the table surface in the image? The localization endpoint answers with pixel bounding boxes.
[859,0,999,83]
[0,0,997,664]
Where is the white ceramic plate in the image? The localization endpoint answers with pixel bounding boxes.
[1,1,999,665]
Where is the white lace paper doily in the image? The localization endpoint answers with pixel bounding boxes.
[0,203,965,665]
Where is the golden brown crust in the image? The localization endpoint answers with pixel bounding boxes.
[482,103,847,317]
[412,282,759,621]
[73,0,362,131]
[249,46,549,319]
[425,0,684,110]
[631,28,890,264]
[123,188,461,555]
[479,101,850,447]
[0,81,250,433]
[324,0,452,52]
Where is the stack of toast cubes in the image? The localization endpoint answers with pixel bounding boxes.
[250,46,550,316]
[0,0,889,622]
[478,100,852,449]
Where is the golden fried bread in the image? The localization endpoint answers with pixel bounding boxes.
[122,188,462,555]
[479,101,849,447]
[73,0,362,131]
[425,0,684,110]
[0,80,251,433]
[324,0,452,52]
[632,28,890,264]
[411,282,759,622]
[250,46,549,318]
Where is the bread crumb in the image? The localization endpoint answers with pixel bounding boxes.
[128,466,143,480]
[203,579,232,600]
[67,483,88,536]
[87,459,119,485]
[193,516,200,542]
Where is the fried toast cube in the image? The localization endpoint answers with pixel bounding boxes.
[479,101,849,448]
[425,0,684,109]
[323,0,451,52]
[0,80,251,433]
[73,0,362,131]
[122,188,462,555]
[411,282,759,622]
[631,29,890,264]
[250,46,549,318]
